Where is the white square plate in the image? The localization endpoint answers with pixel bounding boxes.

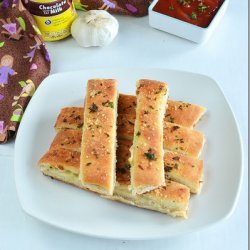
[14,68,243,240]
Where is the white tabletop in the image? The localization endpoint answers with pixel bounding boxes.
[0,1,248,249]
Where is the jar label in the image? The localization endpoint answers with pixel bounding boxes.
[24,0,77,41]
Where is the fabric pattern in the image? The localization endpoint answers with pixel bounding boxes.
[74,0,152,16]
[0,0,50,142]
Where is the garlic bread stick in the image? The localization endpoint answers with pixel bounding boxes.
[79,79,118,195]
[130,79,168,194]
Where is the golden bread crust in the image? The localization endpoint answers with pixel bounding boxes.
[164,151,203,193]
[117,95,206,129]
[80,79,118,195]
[149,180,190,203]
[107,180,190,218]
[54,107,84,130]
[39,147,190,218]
[130,80,168,194]
[50,129,82,152]
[164,122,205,158]
[166,100,206,129]
[38,148,80,174]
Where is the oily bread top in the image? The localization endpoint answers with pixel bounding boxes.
[80,79,118,195]
[130,79,168,194]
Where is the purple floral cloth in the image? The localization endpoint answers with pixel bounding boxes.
[74,0,152,16]
[0,0,50,143]
[0,66,15,85]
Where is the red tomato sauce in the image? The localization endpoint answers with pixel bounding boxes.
[153,0,224,28]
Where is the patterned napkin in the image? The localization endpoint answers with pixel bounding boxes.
[74,0,152,16]
[0,0,51,143]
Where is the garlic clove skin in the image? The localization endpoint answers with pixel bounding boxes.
[71,10,119,47]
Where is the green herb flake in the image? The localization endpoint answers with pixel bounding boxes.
[178,0,191,6]
[198,2,208,12]
[136,131,141,136]
[144,149,157,161]
[89,103,98,112]
[190,12,197,20]
[102,100,114,108]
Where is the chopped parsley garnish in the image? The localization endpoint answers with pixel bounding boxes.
[102,100,114,108]
[198,2,208,12]
[190,12,197,20]
[144,149,157,161]
[89,103,98,112]
[178,0,192,6]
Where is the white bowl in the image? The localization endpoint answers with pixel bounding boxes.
[149,0,229,43]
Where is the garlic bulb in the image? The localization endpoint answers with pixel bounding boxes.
[71,10,119,47]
